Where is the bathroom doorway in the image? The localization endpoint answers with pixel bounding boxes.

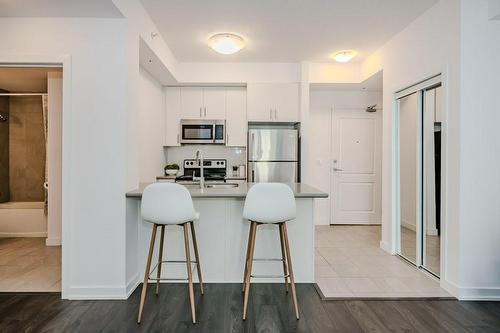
[0,66,63,291]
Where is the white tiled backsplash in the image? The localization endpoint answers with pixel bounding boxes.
[164,145,246,176]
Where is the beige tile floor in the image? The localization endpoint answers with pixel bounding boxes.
[314,225,450,298]
[0,237,61,292]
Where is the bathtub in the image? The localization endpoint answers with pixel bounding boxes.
[0,201,47,237]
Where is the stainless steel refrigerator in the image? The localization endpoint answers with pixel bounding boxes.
[247,127,300,183]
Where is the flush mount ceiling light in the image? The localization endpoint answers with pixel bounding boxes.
[208,33,245,55]
[332,50,357,63]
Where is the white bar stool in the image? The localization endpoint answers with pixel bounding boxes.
[242,183,299,320]
[137,183,203,324]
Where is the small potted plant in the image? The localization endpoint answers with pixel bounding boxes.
[164,163,180,176]
[232,165,239,177]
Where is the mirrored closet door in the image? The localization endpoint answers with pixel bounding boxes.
[396,76,442,278]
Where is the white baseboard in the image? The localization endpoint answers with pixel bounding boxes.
[379,240,393,254]
[458,286,500,300]
[126,274,140,298]
[440,278,459,297]
[66,285,130,300]
[45,237,61,246]
[0,232,47,237]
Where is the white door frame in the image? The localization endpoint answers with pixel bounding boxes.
[0,54,73,299]
[393,73,448,281]
[330,107,382,225]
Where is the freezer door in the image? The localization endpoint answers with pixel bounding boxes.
[248,129,298,161]
[248,161,298,183]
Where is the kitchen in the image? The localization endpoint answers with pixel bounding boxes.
[2,0,500,331]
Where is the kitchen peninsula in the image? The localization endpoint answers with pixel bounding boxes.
[125,183,327,286]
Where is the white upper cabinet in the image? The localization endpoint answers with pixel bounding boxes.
[225,87,247,147]
[165,87,181,146]
[180,87,226,119]
[203,87,226,119]
[247,83,299,122]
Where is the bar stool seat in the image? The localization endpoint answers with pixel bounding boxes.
[241,183,299,320]
[137,183,203,324]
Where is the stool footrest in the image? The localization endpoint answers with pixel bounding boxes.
[250,274,290,279]
[148,261,198,281]
[253,258,284,262]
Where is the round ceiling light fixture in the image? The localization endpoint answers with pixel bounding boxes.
[208,33,245,55]
[332,50,357,63]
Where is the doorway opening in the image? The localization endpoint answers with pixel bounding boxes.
[0,66,63,292]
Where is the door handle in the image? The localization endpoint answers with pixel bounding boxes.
[274,109,277,120]
[177,133,180,144]
[270,109,273,120]
[199,107,202,118]
[333,168,343,172]
[204,107,207,117]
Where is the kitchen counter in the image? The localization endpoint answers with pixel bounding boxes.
[125,182,326,285]
[126,182,328,199]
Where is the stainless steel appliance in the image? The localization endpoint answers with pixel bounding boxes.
[248,125,300,183]
[175,159,227,183]
[180,119,225,144]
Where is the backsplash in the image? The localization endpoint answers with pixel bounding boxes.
[164,145,246,176]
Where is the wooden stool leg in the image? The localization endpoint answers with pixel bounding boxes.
[155,225,165,295]
[282,223,299,320]
[183,223,196,324]
[190,221,204,295]
[243,221,257,320]
[137,224,158,324]
[279,223,289,293]
[242,222,253,293]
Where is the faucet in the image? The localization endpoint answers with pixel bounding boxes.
[195,149,205,189]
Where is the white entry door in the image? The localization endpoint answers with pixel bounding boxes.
[331,110,382,224]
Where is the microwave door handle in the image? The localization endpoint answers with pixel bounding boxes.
[213,123,216,143]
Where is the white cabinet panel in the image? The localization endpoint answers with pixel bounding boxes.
[203,87,226,119]
[165,87,181,146]
[247,83,299,122]
[226,88,247,147]
[275,83,299,122]
[247,83,274,121]
[180,87,203,119]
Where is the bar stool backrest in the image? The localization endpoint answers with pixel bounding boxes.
[141,183,196,225]
[243,183,296,223]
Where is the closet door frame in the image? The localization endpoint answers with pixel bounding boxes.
[394,74,443,277]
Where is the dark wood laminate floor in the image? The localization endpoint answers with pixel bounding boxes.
[1,283,499,333]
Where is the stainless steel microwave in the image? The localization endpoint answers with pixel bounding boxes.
[180,119,225,144]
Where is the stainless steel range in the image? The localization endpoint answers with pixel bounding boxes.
[175,159,227,183]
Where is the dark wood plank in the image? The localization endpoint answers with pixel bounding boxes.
[1,284,499,333]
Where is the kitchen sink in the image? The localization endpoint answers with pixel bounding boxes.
[204,183,239,188]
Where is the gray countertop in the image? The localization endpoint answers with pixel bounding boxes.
[126,182,328,199]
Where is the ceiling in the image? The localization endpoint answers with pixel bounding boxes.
[0,67,62,93]
[0,0,122,17]
[311,71,383,92]
[141,0,438,63]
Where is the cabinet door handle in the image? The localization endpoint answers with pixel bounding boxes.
[177,133,180,144]
[270,109,273,120]
[226,133,229,144]
[199,107,202,118]
[204,107,207,117]
[274,109,277,120]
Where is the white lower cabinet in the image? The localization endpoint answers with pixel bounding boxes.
[225,87,247,147]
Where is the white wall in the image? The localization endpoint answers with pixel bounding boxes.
[459,0,500,299]
[309,90,382,225]
[360,0,462,294]
[0,18,129,298]
[47,71,63,246]
[138,67,166,182]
